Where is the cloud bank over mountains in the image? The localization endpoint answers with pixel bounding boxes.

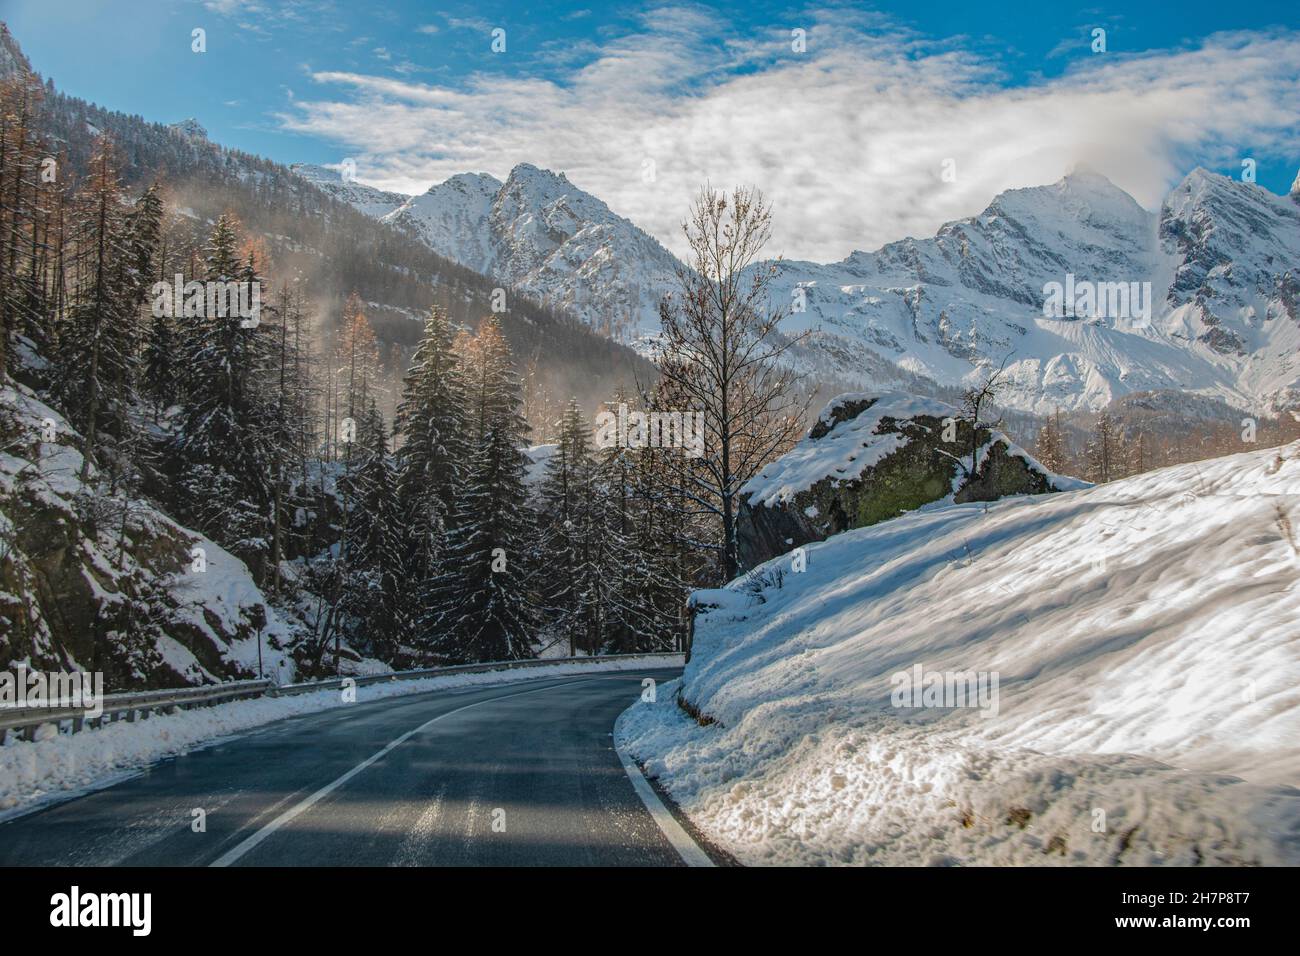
[275,7,1300,262]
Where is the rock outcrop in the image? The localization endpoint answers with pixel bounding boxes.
[0,381,294,689]
[736,392,1082,567]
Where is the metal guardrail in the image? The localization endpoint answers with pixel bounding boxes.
[0,653,682,743]
[0,679,274,742]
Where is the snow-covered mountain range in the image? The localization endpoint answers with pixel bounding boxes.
[299,161,1300,416]
[774,168,1300,415]
[371,163,682,343]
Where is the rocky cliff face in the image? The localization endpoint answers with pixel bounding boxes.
[736,392,1082,568]
[0,378,294,689]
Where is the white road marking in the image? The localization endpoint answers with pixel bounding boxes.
[209,678,593,867]
[615,739,715,867]
[390,784,446,868]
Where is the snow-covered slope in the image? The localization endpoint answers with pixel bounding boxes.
[386,171,501,274]
[619,442,1300,865]
[381,164,680,343]
[290,163,409,219]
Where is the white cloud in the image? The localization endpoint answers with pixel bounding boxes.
[275,9,1300,262]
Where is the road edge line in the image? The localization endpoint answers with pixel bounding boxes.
[614,740,715,867]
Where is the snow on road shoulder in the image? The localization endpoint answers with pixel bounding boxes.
[618,443,1300,866]
[1,656,682,819]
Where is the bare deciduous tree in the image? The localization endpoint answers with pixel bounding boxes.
[939,356,1012,483]
[656,185,812,582]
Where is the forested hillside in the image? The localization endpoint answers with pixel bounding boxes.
[0,23,649,431]
[0,23,700,687]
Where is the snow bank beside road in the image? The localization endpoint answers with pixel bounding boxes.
[618,444,1300,866]
[1,656,682,819]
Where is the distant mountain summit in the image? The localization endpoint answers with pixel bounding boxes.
[765,166,1300,414]
[167,117,208,141]
[289,162,409,219]
[370,163,681,343]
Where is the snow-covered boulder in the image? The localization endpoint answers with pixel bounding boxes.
[736,391,1079,567]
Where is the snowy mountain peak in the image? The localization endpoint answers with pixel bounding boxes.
[496,163,616,224]
[378,162,679,341]
[421,171,503,197]
[382,171,503,271]
[1291,167,1300,204]
[984,169,1153,238]
[324,156,1300,415]
[1154,165,1300,385]
[168,118,208,141]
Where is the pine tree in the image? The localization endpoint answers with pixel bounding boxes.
[393,307,469,601]
[338,401,406,662]
[142,312,178,415]
[598,422,680,652]
[537,397,600,654]
[103,182,163,482]
[167,213,278,578]
[421,317,536,662]
[55,135,133,478]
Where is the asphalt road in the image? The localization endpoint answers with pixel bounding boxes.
[0,669,702,867]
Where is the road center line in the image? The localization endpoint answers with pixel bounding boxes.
[209,678,594,867]
[615,740,715,867]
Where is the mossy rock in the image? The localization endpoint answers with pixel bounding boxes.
[737,392,1069,568]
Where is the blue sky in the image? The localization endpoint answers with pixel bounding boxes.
[6,0,1298,259]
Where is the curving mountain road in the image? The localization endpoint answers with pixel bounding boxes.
[0,669,712,867]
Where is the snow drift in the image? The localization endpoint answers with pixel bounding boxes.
[619,442,1300,865]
